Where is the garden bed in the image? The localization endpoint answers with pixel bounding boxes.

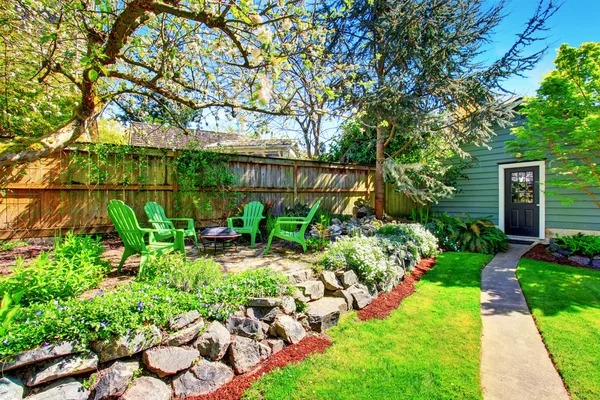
[523,244,600,270]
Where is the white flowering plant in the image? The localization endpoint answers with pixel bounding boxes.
[376,223,439,258]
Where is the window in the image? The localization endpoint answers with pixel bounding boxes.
[510,171,534,203]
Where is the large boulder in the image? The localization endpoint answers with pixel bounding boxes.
[295,281,325,301]
[306,297,348,332]
[121,377,170,400]
[142,347,199,378]
[1,341,79,372]
[25,378,89,400]
[284,269,314,284]
[320,271,343,291]
[194,321,231,361]
[246,306,281,324]
[347,284,372,310]
[93,360,139,400]
[93,326,162,363]
[337,270,359,289]
[272,315,306,344]
[227,336,270,375]
[0,377,23,400]
[162,319,205,347]
[264,339,284,355]
[280,296,297,314]
[172,359,234,398]
[568,255,591,266]
[332,290,354,311]
[227,316,266,339]
[169,310,202,331]
[26,353,98,387]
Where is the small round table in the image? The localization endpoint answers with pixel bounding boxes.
[199,227,242,255]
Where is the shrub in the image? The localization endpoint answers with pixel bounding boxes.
[376,223,439,258]
[0,240,28,252]
[0,233,110,305]
[555,233,600,257]
[139,254,223,291]
[427,213,508,254]
[284,202,311,217]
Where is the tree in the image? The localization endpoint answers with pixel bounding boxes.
[326,0,559,218]
[0,0,324,166]
[507,42,600,207]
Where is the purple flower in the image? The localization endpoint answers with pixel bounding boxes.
[3,339,8,345]
[152,295,159,301]
[137,301,143,311]
[100,321,107,328]
[35,310,42,316]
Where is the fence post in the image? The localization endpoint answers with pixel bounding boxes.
[293,161,298,203]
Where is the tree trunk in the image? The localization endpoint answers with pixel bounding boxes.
[375,124,385,219]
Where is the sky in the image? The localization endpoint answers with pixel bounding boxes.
[490,0,600,96]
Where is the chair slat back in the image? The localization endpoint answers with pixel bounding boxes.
[297,200,321,236]
[108,200,145,251]
[144,202,172,232]
[242,201,265,228]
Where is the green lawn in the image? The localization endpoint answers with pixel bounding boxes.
[244,252,493,400]
[517,259,600,400]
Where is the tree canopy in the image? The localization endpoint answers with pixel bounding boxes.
[507,42,600,207]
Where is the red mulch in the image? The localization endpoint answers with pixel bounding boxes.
[523,243,599,270]
[184,335,332,400]
[357,257,436,321]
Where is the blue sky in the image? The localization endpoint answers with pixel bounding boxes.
[493,0,600,96]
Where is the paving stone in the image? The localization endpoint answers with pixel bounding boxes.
[121,377,170,400]
[169,310,201,331]
[272,315,306,344]
[93,326,162,362]
[162,319,205,346]
[1,341,79,372]
[142,347,199,378]
[306,297,347,332]
[26,353,98,387]
[0,376,23,400]
[227,336,270,375]
[295,280,324,301]
[172,359,234,398]
[93,360,139,400]
[320,271,343,291]
[25,378,89,400]
[194,321,231,361]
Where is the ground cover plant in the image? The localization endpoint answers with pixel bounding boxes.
[0,255,291,359]
[244,252,493,400]
[517,259,600,400]
[0,232,110,305]
[554,233,600,257]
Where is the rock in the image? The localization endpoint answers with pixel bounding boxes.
[320,271,343,291]
[194,321,231,361]
[329,225,343,235]
[142,347,199,378]
[331,218,342,226]
[338,270,359,289]
[292,289,310,304]
[280,296,296,314]
[162,319,205,346]
[93,326,161,363]
[568,255,591,266]
[246,306,281,323]
[121,377,170,400]
[332,290,354,311]
[284,269,314,284]
[354,205,374,219]
[27,353,98,387]
[295,280,324,301]
[347,284,372,310]
[264,339,284,355]
[1,341,79,372]
[25,378,89,400]
[227,316,265,339]
[172,359,234,398]
[0,376,23,400]
[227,336,270,375]
[169,310,201,331]
[93,360,138,400]
[247,297,280,307]
[272,315,306,344]
[592,259,600,269]
[306,297,347,332]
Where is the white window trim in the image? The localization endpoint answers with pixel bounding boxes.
[498,161,546,239]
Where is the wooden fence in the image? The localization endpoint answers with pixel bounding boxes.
[0,147,413,239]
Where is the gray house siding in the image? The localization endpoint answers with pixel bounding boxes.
[434,122,600,236]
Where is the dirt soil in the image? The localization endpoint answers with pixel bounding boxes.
[186,335,332,400]
[523,243,600,270]
[357,257,436,321]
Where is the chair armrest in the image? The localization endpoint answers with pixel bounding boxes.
[227,216,243,229]
[276,217,306,221]
[168,218,195,231]
[148,220,176,230]
[275,220,309,226]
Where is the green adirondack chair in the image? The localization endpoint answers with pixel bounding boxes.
[265,200,321,254]
[108,200,185,274]
[227,201,265,247]
[144,201,198,248]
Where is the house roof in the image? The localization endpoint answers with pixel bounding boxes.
[128,122,246,149]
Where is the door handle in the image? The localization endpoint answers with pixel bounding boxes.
[536,204,540,207]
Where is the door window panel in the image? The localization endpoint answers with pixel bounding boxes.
[510,171,534,203]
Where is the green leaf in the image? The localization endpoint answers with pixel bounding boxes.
[88,70,99,82]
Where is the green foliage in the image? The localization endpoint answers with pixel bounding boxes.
[139,253,224,291]
[0,240,28,252]
[284,203,311,218]
[96,119,127,145]
[0,232,110,305]
[555,233,600,257]
[0,291,23,337]
[306,237,331,253]
[265,214,278,236]
[507,42,600,207]
[0,265,290,358]
[410,204,431,225]
[427,213,508,254]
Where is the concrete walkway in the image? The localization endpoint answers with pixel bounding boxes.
[480,244,569,400]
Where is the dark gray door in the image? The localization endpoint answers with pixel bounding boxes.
[504,166,539,237]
